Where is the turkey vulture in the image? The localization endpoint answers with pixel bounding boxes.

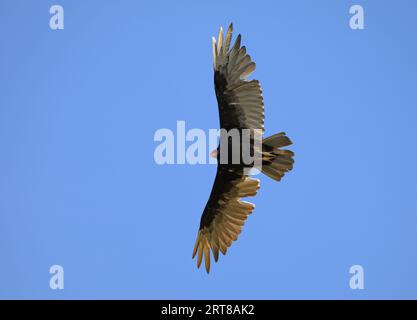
[192,24,294,273]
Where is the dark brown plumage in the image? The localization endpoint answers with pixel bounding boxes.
[192,24,294,273]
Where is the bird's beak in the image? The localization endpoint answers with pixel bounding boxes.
[210,149,218,158]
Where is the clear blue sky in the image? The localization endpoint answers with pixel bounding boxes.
[1,0,417,299]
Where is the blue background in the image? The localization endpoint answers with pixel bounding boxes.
[1,0,417,299]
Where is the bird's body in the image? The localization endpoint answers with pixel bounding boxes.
[192,24,294,273]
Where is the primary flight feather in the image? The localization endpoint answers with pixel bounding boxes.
[192,24,294,273]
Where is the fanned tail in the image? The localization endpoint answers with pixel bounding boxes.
[261,132,294,181]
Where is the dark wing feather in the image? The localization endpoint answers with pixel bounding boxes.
[192,167,260,273]
[213,24,265,132]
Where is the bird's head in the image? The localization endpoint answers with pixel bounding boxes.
[210,148,219,159]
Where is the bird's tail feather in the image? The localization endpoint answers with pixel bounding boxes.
[261,132,294,181]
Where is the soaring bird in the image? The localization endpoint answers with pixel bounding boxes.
[192,24,294,273]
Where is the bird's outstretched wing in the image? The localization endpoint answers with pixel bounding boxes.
[212,23,265,132]
[193,167,260,273]
[193,24,265,273]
